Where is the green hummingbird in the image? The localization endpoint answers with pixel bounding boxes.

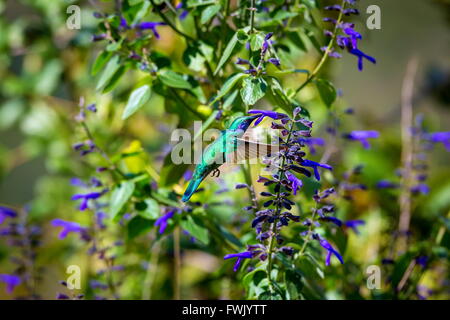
[182,115,283,202]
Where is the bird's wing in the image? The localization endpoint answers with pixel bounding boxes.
[226,138,285,164]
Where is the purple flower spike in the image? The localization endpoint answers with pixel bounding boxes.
[0,274,21,294]
[426,132,450,151]
[248,109,288,126]
[224,251,253,272]
[318,238,344,266]
[301,159,332,181]
[285,171,302,195]
[51,219,89,240]
[71,191,104,211]
[344,220,365,234]
[135,22,166,39]
[0,206,17,225]
[154,210,176,234]
[345,130,379,149]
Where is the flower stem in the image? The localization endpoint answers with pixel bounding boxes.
[265,118,296,293]
[173,226,181,300]
[249,0,256,33]
[292,0,347,96]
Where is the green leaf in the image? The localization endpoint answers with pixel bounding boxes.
[249,33,265,51]
[127,216,153,240]
[122,85,152,120]
[286,31,307,52]
[96,55,121,91]
[304,28,322,54]
[214,30,239,75]
[240,77,267,106]
[180,215,209,245]
[102,65,127,93]
[275,69,309,75]
[137,198,160,220]
[315,79,337,107]
[285,269,303,300]
[91,51,112,76]
[183,46,206,73]
[211,73,248,105]
[110,181,135,219]
[200,4,221,24]
[159,70,192,89]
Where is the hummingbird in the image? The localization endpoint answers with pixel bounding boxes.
[182,115,284,202]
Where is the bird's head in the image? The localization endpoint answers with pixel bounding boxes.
[227,115,259,132]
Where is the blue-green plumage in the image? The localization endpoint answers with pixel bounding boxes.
[182,115,258,202]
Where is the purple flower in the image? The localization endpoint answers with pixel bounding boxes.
[321,216,343,227]
[0,274,21,294]
[411,183,429,195]
[267,58,281,66]
[71,191,104,211]
[344,220,365,234]
[285,171,302,195]
[51,219,89,240]
[376,180,399,189]
[415,256,428,268]
[349,47,376,71]
[248,109,288,126]
[261,32,273,54]
[86,104,97,113]
[183,169,193,181]
[426,132,450,151]
[300,159,332,181]
[0,206,17,225]
[135,22,166,39]
[120,17,128,29]
[175,3,189,20]
[154,210,176,234]
[318,238,344,266]
[345,130,379,149]
[224,251,253,272]
[298,137,325,154]
[236,58,251,65]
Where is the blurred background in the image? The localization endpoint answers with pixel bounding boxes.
[0,0,449,299]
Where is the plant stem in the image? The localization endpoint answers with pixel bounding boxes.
[173,226,181,300]
[265,118,296,292]
[249,0,256,33]
[142,238,161,300]
[149,0,195,42]
[397,57,419,255]
[292,0,347,96]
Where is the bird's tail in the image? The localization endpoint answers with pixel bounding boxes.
[182,178,203,202]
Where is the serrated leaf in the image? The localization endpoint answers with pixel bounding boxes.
[240,77,267,106]
[110,181,135,219]
[315,79,337,107]
[180,215,209,245]
[122,85,152,120]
